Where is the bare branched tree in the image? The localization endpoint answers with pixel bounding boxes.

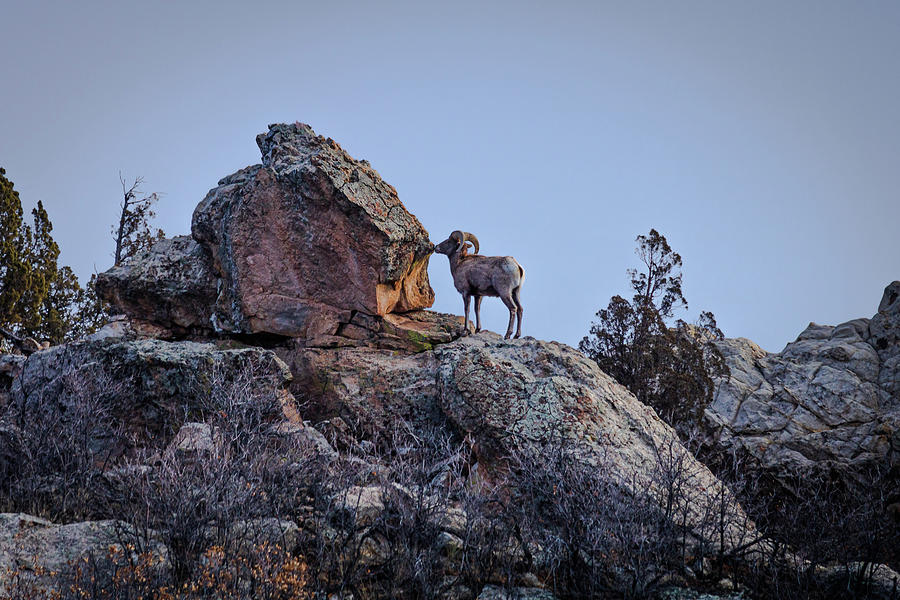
[113,174,164,266]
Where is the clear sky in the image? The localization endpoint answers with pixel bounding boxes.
[2,1,899,351]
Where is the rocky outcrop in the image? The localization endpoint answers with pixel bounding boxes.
[95,235,217,337]
[9,339,297,457]
[0,122,782,598]
[285,333,750,544]
[706,281,900,475]
[192,123,434,338]
[95,123,453,350]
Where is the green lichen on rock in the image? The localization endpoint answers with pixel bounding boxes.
[405,328,433,352]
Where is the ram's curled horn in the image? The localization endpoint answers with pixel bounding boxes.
[450,230,465,246]
[462,232,480,254]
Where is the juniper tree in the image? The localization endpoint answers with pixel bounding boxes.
[0,168,30,333]
[17,201,60,335]
[0,170,85,346]
[580,229,727,433]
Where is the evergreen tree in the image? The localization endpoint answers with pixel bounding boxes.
[580,229,728,433]
[36,265,85,345]
[0,169,87,347]
[18,201,60,334]
[0,168,30,332]
[72,273,109,339]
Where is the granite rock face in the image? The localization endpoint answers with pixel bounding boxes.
[95,235,217,337]
[706,281,900,474]
[192,123,435,338]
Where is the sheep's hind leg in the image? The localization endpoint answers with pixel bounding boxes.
[501,294,517,339]
[462,293,471,336]
[474,296,483,332]
[512,285,523,338]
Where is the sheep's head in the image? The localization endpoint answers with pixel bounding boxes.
[434,231,479,256]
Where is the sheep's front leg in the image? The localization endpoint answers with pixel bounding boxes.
[462,293,471,336]
[474,296,483,332]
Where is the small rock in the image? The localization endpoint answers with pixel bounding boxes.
[271,421,338,459]
[335,486,385,527]
[167,422,215,459]
[204,518,301,556]
[476,585,557,600]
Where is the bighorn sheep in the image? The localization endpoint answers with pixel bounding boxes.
[433,231,524,339]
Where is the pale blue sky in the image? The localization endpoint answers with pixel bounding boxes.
[2,1,898,351]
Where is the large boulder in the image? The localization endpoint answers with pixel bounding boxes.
[0,513,170,594]
[95,235,217,337]
[8,339,297,459]
[282,333,751,546]
[191,122,435,338]
[706,281,900,475]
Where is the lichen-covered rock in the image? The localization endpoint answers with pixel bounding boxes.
[0,513,170,594]
[191,122,434,338]
[870,280,900,398]
[8,339,297,459]
[95,235,217,337]
[330,309,472,352]
[706,281,900,475]
[434,334,685,476]
[278,342,441,429]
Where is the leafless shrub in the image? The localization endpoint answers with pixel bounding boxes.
[1,365,127,520]
[507,437,677,599]
[501,429,769,600]
[105,363,323,585]
[692,442,900,600]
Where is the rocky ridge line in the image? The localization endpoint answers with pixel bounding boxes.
[706,281,900,476]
